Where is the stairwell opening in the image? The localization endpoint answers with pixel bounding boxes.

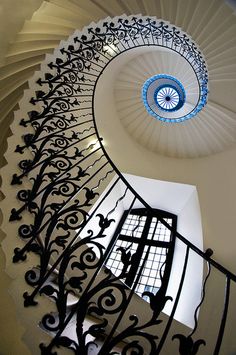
[81,173,204,329]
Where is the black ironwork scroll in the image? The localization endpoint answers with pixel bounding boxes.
[8,15,235,355]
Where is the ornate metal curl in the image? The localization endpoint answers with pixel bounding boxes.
[8,16,219,355]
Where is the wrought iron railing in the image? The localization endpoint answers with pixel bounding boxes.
[8,16,235,355]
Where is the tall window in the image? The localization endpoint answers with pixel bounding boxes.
[106,208,177,300]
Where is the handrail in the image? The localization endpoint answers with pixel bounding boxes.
[93,128,236,283]
[6,15,235,355]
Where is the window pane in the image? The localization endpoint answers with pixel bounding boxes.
[105,209,176,304]
[121,214,147,238]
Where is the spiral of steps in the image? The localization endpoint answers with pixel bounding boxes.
[1,1,236,355]
[0,0,236,161]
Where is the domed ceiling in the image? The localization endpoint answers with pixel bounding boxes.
[109,44,236,158]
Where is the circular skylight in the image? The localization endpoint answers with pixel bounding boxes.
[155,86,180,111]
[142,74,204,123]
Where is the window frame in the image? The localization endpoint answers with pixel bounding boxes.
[105,208,177,299]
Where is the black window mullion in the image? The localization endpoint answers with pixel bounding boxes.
[125,214,152,287]
[119,234,171,248]
[105,208,177,301]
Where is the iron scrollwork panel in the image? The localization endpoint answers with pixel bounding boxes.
[9,16,213,354]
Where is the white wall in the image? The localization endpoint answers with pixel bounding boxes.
[165,190,203,327]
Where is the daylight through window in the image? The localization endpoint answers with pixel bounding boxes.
[106,209,177,301]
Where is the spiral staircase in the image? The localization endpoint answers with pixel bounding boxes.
[1,1,236,355]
